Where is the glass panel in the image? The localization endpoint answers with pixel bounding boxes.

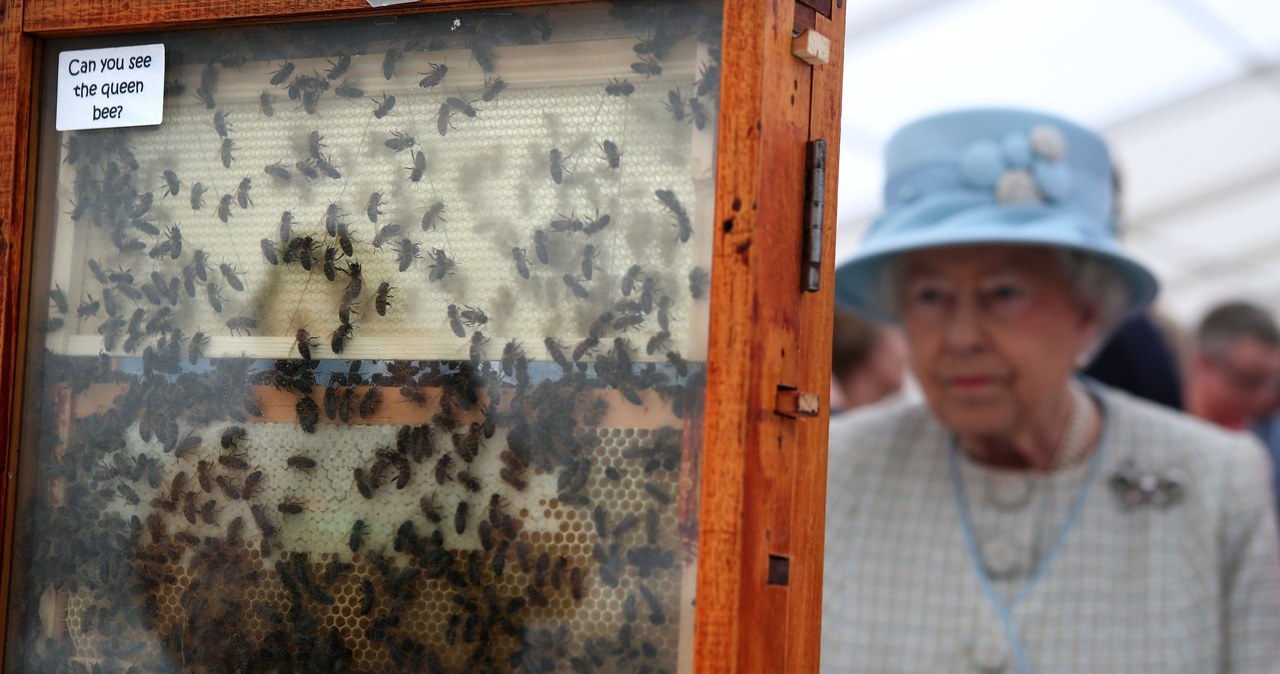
[9,3,721,672]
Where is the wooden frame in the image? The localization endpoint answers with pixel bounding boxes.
[0,0,845,671]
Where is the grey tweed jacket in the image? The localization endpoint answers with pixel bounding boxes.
[822,385,1280,673]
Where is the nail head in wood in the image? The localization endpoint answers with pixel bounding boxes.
[791,29,831,66]
[776,388,821,418]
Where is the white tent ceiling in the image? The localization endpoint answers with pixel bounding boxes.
[835,0,1280,329]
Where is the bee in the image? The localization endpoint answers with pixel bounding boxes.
[457,470,481,493]
[631,57,662,77]
[323,246,339,282]
[216,193,234,223]
[511,247,530,279]
[287,454,316,474]
[366,190,384,222]
[460,305,488,327]
[359,388,381,419]
[396,238,421,272]
[297,396,320,433]
[213,109,232,137]
[49,284,68,315]
[353,466,374,499]
[454,501,468,535]
[319,202,342,237]
[418,63,448,89]
[665,88,686,122]
[349,520,368,552]
[301,129,323,159]
[549,148,568,184]
[666,350,690,378]
[259,90,276,117]
[436,102,453,137]
[420,495,443,524]
[446,96,478,118]
[372,93,396,119]
[161,169,181,197]
[605,77,635,96]
[656,188,692,242]
[330,322,353,354]
[269,60,296,86]
[544,337,571,373]
[382,47,402,80]
[334,79,363,98]
[372,223,401,249]
[188,181,207,211]
[235,177,253,208]
[689,266,710,299]
[689,96,710,130]
[215,474,243,501]
[433,455,455,485]
[218,452,250,471]
[384,131,415,152]
[697,61,720,97]
[287,235,317,270]
[407,150,427,182]
[316,154,341,180]
[277,497,305,515]
[183,331,209,365]
[532,230,547,264]
[580,245,600,281]
[471,43,496,72]
[77,293,100,318]
[296,328,316,362]
[429,248,455,281]
[260,237,280,265]
[550,212,580,233]
[562,274,590,299]
[220,137,235,168]
[421,201,446,231]
[643,481,672,505]
[219,263,245,292]
[244,469,266,499]
[596,139,623,170]
[295,158,319,182]
[263,162,291,181]
[447,305,466,338]
[481,76,507,102]
[375,281,394,316]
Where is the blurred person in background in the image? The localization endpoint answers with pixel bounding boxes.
[1185,301,1280,521]
[1185,301,1280,431]
[822,107,1280,673]
[830,308,908,413]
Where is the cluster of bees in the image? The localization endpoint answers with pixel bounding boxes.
[17,2,721,673]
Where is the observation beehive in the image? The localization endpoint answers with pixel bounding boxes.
[0,0,845,672]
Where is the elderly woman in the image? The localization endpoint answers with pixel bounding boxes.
[822,108,1280,673]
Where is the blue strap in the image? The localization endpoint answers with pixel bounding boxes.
[948,388,1110,674]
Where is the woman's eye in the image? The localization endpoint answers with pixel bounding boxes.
[988,285,1022,301]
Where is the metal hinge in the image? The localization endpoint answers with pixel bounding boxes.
[802,139,826,292]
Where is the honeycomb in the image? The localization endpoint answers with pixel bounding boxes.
[13,2,719,672]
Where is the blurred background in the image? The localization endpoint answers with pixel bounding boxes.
[835,0,1280,328]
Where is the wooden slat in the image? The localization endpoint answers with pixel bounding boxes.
[24,0,584,36]
[784,5,845,674]
[692,0,767,669]
[0,0,38,656]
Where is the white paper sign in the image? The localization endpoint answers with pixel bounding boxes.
[56,44,165,131]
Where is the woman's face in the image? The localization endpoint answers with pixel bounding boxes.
[898,245,1099,439]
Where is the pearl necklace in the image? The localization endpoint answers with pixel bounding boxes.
[1052,384,1095,470]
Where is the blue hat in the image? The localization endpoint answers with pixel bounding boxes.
[834,107,1158,323]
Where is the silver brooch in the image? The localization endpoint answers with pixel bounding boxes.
[1109,459,1186,510]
